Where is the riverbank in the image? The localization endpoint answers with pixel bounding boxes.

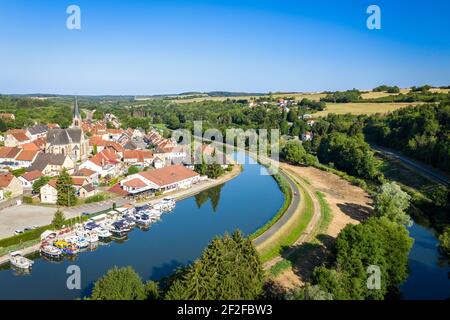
[0,164,243,266]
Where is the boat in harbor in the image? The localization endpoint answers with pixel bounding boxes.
[95,228,112,240]
[134,213,152,226]
[9,251,34,270]
[110,221,131,238]
[40,244,63,259]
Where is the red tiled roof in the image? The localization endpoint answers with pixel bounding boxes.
[9,131,29,142]
[74,168,96,177]
[71,177,87,186]
[0,146,22,159]
[123,150,153,162]
[0,173,15,188]
[123,178,147,188]
[108,183,129,196]
[47,179,57,189]
[20,142,40,151]
[139,165,198,187]
[21,170,43,182]
[16,150,39,161]
[89,149,119,167]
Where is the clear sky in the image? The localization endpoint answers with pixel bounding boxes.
[1,0,449,95]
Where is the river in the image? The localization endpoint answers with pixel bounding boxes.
[0,154,284,300]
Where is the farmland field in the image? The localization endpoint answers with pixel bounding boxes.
[314,102,424,117]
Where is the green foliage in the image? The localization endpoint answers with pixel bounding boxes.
[145,281,161,300]
[165,231,264,300]
[298,98,326,111]
[51,209,66,229]
[56,169,77,207]
[318,132,380,180]
[84,193,107,204]
[92,144,98,155]
[373,85,400,93]
[438,228,450,256]
[364,103,450,174]
[312,217,413,300]
[286,284,334,300]
[22,195,33,204]
[282,141,318,166]
[428,186,449,207]
[374,182,412,226]
[12,168,26,177]
[127,165,140,176]
[32,176,51,194]
[321,89,361,103]
[90,266,147,300]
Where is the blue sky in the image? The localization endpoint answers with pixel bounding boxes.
[0,0,449,95]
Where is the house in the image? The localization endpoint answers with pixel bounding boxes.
[79,183,97,198]
[155,145,188,162]
[40,179,58,204]
[27,153,75,176]
[0,147,22,168]
[0,172,23,200]
[306,120,316,126]
[18,170,43,189]
[5,129,31,147]
[301,131,313,142]
[72,168,100,185]
[26,125,48,140]
[79,149,122,178]
[153,155,165,169]
[71,176,90,192]
[89,136,124,157]
[119,164,200,195]
[15,150,40,168]
[123,150,153,167]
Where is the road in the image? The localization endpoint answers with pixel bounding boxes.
[373,145,450,186]
[252,169,301,246]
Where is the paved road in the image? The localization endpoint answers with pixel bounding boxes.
[373,145,450,186]
[252,169,301,246]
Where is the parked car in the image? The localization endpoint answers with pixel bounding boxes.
[14,230,24,235]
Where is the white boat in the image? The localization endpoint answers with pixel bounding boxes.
[9,251,34,269]
[40,245,62,259]
[95,228,112,240]
[77,230,99,244]
[76,237,90,249]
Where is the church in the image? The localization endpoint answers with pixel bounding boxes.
[45,97,89,162]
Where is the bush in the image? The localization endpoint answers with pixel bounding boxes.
[84,193,107,204]
[22,195,33,204]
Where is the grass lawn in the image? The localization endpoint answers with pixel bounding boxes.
[258,180,314,263]
[269,191,332,276]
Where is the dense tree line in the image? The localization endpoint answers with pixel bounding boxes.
[373,85,400,93]
[364,103,450,174]
[87,231,264,300]
[321,89,362,103]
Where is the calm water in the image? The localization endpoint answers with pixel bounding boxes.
[400,223,450,300]
[0,154,284,300]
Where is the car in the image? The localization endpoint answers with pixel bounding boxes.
[82,212,90,217]
[14,230,24,235]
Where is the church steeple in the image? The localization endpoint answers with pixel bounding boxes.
[72,96,81,127]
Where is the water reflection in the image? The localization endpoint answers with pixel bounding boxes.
[194,184,224,212]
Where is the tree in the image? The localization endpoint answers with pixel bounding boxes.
[286,110,298,122]
[312,217,413,300]
[374,182,412,226]
[206,161,224,179]
[429,186,449,207]
[318,132,380,179]
[127,165,140,176]
[194,158,208,176]
[90,266,147,300]
[52,209,66,229]
[92,144,98,155]
[32,176,51,194]
[286,284,333,300]
[165,231,264,300]
[438,228,450,256]
[56,169,77,207]
[282,141,307,164]
[145,281,161,300]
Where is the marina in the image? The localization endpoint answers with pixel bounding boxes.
[0,154,285,299]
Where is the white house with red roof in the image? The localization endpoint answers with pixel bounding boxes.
[123,150,154,166]
[79,149,123,178]
[18,170,43,188]
[119,164,200,195]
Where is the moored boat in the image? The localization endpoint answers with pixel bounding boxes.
[40,244,62,259]
[9,251,34,270]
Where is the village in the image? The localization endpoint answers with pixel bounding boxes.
[0,98,233,207]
